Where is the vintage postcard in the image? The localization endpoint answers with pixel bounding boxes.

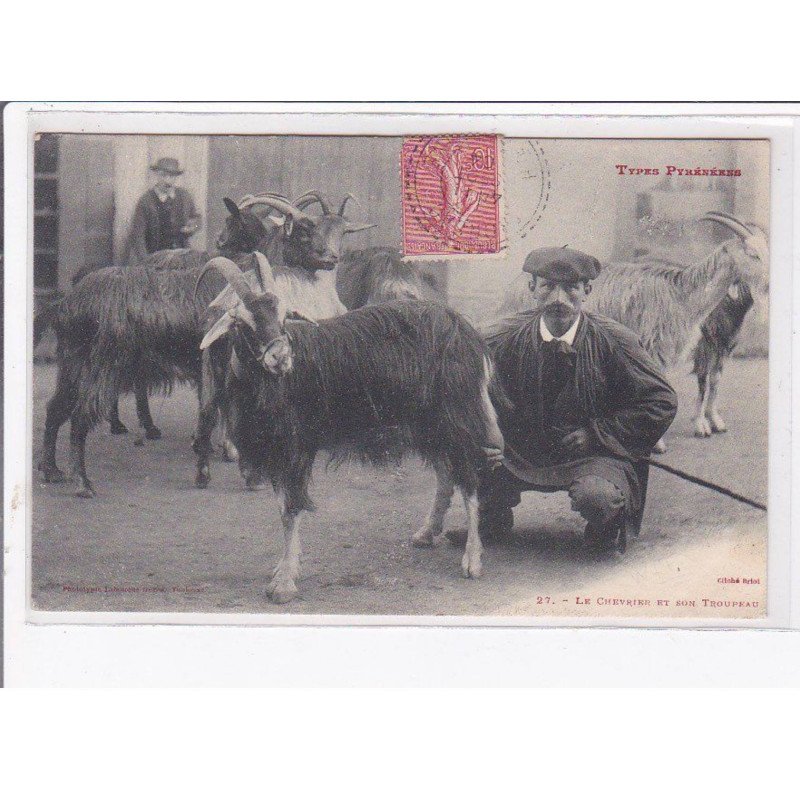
[6,107,792,630]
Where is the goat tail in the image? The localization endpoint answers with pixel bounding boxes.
[33,294,63,348]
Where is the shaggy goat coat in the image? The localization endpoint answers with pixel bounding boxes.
[48,263,230,425]
[336,247,442,309]
[228,301,492,514]
[692,281,754,378]
[142,247,211,271]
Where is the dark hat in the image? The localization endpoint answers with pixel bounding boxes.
[522,246,601,283]
[150,157,183,176]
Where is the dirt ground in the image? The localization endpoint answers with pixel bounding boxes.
[30,359,768,619]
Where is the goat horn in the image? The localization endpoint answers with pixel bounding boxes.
[338,194,357,217]
[715,210,758,235]
[286,309,319,325]
[253,251,276,293]
[196,257,256,305]
[239,191,290,208]
[238,193,314,224]
[701,211,753,239]
[337,194,375,233]
[293,191,331,215]
[344,221,377,234]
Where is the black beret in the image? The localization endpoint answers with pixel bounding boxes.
[522,247,601,282]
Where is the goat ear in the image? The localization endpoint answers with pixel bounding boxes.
[208,283,239,312]
[200,312,236,350]
[208,272,262,312]
[283,215,295,237]
[223,197,240,217]
[229,302,258,330]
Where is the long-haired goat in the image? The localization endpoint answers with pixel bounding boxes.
[35,196,275,451]
[191,192,374,488]
[36,193,347,497]
[135,191,366,440]
[37,190,376,497]
[197,255,503,603]
[691,280,754,438]
[337,246,444,307]
[119,196,277,442]
[37,261,231,497]
[295,193,444,309]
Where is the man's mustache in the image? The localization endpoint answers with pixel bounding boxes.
[544,301,573,314]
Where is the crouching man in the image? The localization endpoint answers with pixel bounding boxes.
[462,247,678,553]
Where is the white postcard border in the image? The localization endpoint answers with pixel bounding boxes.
[4,103,797,685]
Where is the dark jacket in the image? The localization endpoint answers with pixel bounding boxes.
[482,309,678,531]
[124,187,200,264]
[484,309,678,466]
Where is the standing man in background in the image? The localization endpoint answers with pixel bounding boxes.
[124,157,201,264]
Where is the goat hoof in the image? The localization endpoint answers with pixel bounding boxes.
[75,481,96,499]
[693,421,712,438]
[461,552,482,579]
[145,425,162,441]
[710,419,728,434]
[267,578,298,604]
[411,527,437,548]
[109,421,129,435]
[195,468,211,489]
[222,442,239,462]
[39,465,66,483]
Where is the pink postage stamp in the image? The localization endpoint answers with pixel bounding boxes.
[401,134,501,256]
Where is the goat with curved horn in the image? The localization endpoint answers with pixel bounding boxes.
[196,257,256,306]
[293,191,331,215]
[196,256,264,351]
[336,193,377,233]
[499,214,768,366]
[338,194,357,217]
[701,211,753,239]
[237,194,315,225]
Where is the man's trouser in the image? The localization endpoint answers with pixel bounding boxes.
[478,464,626,530]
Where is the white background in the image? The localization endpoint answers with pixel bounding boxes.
[5,106,799,684]
[1,12,799,800]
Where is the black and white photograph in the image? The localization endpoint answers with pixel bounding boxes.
[22,127,773,621]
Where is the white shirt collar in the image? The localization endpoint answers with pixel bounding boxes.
[540,314,581,346]
[154,186,176,203]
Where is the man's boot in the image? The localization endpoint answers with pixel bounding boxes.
[583,517,627,554]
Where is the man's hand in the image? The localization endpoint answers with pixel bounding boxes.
[483,446,504,471]
[558,428,591,458]
[181,216,201,236]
